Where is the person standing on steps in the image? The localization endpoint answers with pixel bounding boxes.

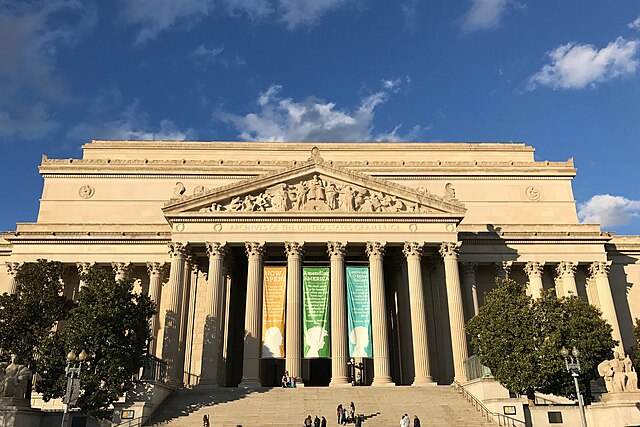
[202,414,210,427]
[304,415,313,427]
[337,404,343,424]
[321,416,327,427]
[314,415,320,427]
[413,415,421,427]
[400,413,410,427]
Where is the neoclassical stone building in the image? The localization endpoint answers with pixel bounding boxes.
[1,141,638,388]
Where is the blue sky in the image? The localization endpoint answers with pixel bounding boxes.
[1,0,639,234]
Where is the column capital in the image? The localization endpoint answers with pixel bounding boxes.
[556,261,577,278]
[327,241,347,259]
[588,261,611,279]
[168,242,188,258]
[402,242,424,259]
[524,261,545,278]
[365,241,386,258]
[460,262,478,276]
[439,242,461,260]
[493,261,512,279]
[245,241,265,258]
[147,261,167,276]
[284,241,305,258]
[77,262,94,276]
[206,242,228,258]
[112,262,132,278]
[5,262,20,276]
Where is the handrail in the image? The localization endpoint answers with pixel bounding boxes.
[113,414,151,427]
[453,380,526,427]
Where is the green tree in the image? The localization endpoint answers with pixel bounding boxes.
[0,260,73,369]
[467,278,616,403]
[633,319,640,370]
[36,266,155,419]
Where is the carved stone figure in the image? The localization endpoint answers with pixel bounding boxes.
[173,182,186,197]
[0,355,32,399]
[598,359,614,392]
[325,184,338,210]
[599,352,639,393]
[308,175,326,201]
[228,196,243,211]
[340,186,356,212]
[444,183,456,200]
[624,355,638,392]
[293,181,309,210]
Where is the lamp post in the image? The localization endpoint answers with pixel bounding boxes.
[61,349,87,427]
[561,347,587,427]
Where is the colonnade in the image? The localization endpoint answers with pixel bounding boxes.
[3,246,626,385]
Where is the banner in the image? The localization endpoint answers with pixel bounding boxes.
[303,267,331,358]
[346,267,373,358]
[262,266,287,358]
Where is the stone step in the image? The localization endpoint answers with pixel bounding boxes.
[149,386,493,426]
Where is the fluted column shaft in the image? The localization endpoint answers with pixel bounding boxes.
[177,255,194,383]
[366,242,394,386]
[395,256,413,385]
[328,242,349,387]
[404,242,434,385]
[556,262,578,297]
[200,243,227,385]
[146,262,166,355]
[524,262,545,299]
[440,242,468,382]
[589,262,624,354]
[461,263,479,318]
[162,243,187,383]
[241,242,265,387]
[285,242,304,383]
[6,263,19,295]
[77,262,93,292]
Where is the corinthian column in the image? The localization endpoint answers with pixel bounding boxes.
[556,262,578,297]
[76,262,94,291]
[440,242,468,383]
[403,242,434,385]
[589,261,624,354]
[461,262,479,318]
[146,262,166,355]
[200,242,227,385]
[112,262,132,281]
[524,262,545,299]
[284,242,304,384]
[162,242,187,384]
[240,242,265,388]
[328,242,349,387]
[366,241,394,386]
[5,263,20,295]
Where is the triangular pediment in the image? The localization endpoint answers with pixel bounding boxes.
[163,157,466,217]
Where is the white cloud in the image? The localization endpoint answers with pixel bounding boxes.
[215,79,426,142]
[401,0,419,33]
[122,0,354,43]
[528,37,639,90]
[628,16,640,31]
[278,0,349,29]
[577,194,640,228]
[461,0,508,32]
[68,100,196,141]
[0,1,96,140]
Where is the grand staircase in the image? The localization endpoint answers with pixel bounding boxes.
[148,385,493,426]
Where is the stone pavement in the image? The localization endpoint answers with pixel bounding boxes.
[149,385,493,426]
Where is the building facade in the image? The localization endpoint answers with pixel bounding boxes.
[1,141,639,388]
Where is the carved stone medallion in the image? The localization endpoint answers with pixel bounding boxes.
[78,185,95,199]
[525,186,541,201]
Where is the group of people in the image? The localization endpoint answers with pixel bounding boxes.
[303,415,327,427]
[281,370,297,388]
[336,402,363,425]
[399,413,421,427]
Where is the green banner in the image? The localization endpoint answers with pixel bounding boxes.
[303,267,331,358]
[346,267,372,358]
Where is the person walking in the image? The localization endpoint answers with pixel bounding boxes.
[202,414,210,427]
[413,415,421,427]
[400,413,410,427]
[337,404,343,424]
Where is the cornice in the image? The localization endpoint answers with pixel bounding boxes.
[172,216,461,223]
[459,230,613,244]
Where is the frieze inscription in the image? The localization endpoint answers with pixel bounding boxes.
[213,223,404,233]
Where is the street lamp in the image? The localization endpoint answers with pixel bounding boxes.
[61,349,87,427]
[561,347,587,427]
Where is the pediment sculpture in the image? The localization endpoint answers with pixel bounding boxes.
[198,174,437,214]
[598,352,638,393]
[0,355,32,400]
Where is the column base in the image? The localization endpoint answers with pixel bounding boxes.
[329,377,352,387]
[239,379,263,389]
[411,377,436,387]
[372,377,395,387]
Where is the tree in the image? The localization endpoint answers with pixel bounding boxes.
[36,266,155,419]
[0,260,73,369]
[466,278,616,403]
[633,319,640,371]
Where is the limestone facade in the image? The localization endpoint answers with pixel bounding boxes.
[1,140,639,387]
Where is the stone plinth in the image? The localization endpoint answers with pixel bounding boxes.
[0,401,41,427]
[600,391,640,403]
